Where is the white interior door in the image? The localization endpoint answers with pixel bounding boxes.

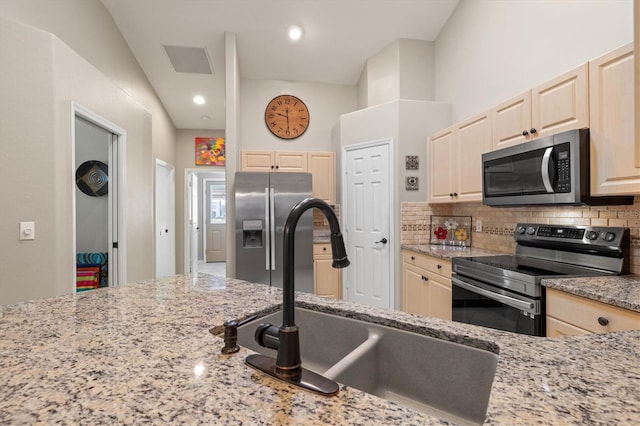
[155,160,175,278]
[344,141,392,309]
[188,173,199,273]
[205,180,226,262]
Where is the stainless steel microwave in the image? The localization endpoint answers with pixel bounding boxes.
[482,128,633,206]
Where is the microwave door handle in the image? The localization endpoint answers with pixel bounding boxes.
[541,147,554,193]
[452,277,534,312]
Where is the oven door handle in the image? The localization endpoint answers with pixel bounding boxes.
[452,277,535,312]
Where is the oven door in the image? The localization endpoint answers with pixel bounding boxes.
[452,274,544,336]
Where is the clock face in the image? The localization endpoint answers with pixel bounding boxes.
[265,95,309,139]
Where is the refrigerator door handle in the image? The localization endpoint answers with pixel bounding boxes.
[264,188,270,270]
[270,187,276,270]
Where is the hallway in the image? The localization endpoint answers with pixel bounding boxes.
[198,262,226,278]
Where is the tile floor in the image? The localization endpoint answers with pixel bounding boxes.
[198,262,226,277]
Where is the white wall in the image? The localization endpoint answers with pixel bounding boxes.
[359,39,436,108]
[0,0,177,165]
[240,79,357,152]
[339,100,451,309]
[435,0,634,122]
[0,18,153,304]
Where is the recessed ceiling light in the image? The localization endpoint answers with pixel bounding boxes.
[200,115,211,120]
[288,25,304,41]
[193,95,205,105]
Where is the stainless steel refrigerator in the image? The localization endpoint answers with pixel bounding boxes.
[235,172,313,293]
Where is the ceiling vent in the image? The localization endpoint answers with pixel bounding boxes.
[163,45,213,74]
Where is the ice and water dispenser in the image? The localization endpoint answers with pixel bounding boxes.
[242,220,264,248]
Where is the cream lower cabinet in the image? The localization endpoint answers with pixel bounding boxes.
[402,250,452,320]
[546,288,640,337]
[313,243,341,299]
[589,43,640,196]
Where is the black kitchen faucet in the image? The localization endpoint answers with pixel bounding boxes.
[245,198,349,395]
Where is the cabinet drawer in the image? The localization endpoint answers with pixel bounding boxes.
[546,288,640,333]
[546,316,591,337]
[402,250,451,277]
[313,243,331,256]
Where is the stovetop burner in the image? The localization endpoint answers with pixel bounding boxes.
[460,254,612,278]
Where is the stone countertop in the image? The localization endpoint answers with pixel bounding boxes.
[401,244,504,260]
[313,230,331,243]
[1,275,639,425]
[542,275,640,312]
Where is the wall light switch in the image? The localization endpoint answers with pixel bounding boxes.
[20,221,35,240]
[476,220,482,233]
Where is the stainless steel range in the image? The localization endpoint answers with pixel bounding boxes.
[451,223,630,336]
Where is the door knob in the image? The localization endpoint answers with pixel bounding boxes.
[375,238,388,244]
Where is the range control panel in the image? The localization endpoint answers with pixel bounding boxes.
[514,223,628,247]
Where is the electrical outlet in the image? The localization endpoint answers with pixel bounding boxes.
[476,220,482,232]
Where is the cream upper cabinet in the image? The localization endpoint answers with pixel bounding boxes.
[589,43,640,196]
[492,91,532,150]
[636,1,640,168]
[428,126,455,203]
[455,113,493,202]
[240,150,308,172]
[491,63,589,150]
[428,113,492,204]
[531,63,589,138]
[308,152,335,204]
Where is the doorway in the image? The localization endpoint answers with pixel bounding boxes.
[155,159,175,278]
[184,169,226,276]
[204,179,227,262]
[343,139,393,309]
[72,103,126,291]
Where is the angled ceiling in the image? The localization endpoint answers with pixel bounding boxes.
[101,0,460,130]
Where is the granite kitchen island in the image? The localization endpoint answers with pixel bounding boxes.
[1,273,638,425]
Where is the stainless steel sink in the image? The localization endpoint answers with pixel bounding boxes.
[237,308,498,425]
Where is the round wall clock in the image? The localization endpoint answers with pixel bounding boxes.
[264,94,309,139]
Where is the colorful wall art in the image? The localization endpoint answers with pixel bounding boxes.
[195,137,225,166]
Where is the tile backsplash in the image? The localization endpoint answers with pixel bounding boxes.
[402,197,640,275]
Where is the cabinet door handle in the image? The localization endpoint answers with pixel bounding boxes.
[271,165,275,169]
[322,247,327,252]
[421,276,428,281]
[597,316,609,326]
[530,127,537,135]
[275,165,279,169]
[437,264,442,269]
[411,256,415,260]
[453,192,458,197]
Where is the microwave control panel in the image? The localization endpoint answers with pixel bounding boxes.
[555,145,571,192]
